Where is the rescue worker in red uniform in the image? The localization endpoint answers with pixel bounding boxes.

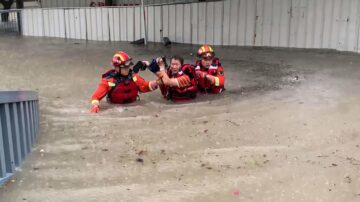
[156,56,197,101]
[194,44,225,94]
[90,51,158,113]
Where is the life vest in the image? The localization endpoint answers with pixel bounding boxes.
[162,65,197,101]
[102,69,138,104]
[195,58,224,93]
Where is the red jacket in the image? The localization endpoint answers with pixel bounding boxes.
[91,69,154,104]
[195,58,225,94]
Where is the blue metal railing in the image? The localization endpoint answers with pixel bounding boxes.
[0,91,39,186]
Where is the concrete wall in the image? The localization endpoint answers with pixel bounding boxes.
[21,0,360,52]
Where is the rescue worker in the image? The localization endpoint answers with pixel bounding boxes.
[158,56,198,101]
[90,51,158,113]
[147,56,197,101]
[194,44,225,94]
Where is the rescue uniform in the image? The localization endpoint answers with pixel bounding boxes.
[159,64,197,101]
[195,58,225,94]
[91,69,155,104]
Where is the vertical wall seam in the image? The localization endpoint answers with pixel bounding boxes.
[235,0,240,45]
[329,0,335,48]
[261,0,265,45]
[338,0,344,50]
[345,0,351,51]
[212,2,215,45]
[320,0,326,48]
[63,9,67,39]
[244,0,248,45]
[304,0,309,48]
[312,0,317,47]
[197,3,199,44]
[287,0,292,47]
[182,4,185,43]
[220,0,223,45]
[253,0,258,46]
[228,0,232,45]
[85,8,88,41]
[270,0,274,46]
[278,0,282,47]
[190,3,193,44]
[355,0,360,51]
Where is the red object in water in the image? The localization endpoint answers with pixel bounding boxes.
[233,191,240,197]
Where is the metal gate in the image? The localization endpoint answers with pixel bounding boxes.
[0,91,40,186]
[0,9,21,34]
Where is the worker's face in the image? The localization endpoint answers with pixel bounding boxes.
[120,66,130,76]
[170,59,182,74]
[114,65,130,76]
[114,60,132,75]
[200,56,213,69]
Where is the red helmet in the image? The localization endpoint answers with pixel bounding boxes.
[112,51,133,67]
[197,44,215,58]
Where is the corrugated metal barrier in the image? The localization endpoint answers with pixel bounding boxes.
[0,91,40,186]
[20,0,360,53]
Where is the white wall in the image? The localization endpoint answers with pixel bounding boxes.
[21,0,360,53]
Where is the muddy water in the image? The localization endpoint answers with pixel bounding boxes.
[0,35,360,202]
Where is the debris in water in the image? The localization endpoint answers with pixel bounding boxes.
[344,176,352,183]
[137,150,147,156]
[226,120,240,126]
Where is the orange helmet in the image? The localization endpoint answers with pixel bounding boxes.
[197,44,215,58]
[112,51,133,67]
